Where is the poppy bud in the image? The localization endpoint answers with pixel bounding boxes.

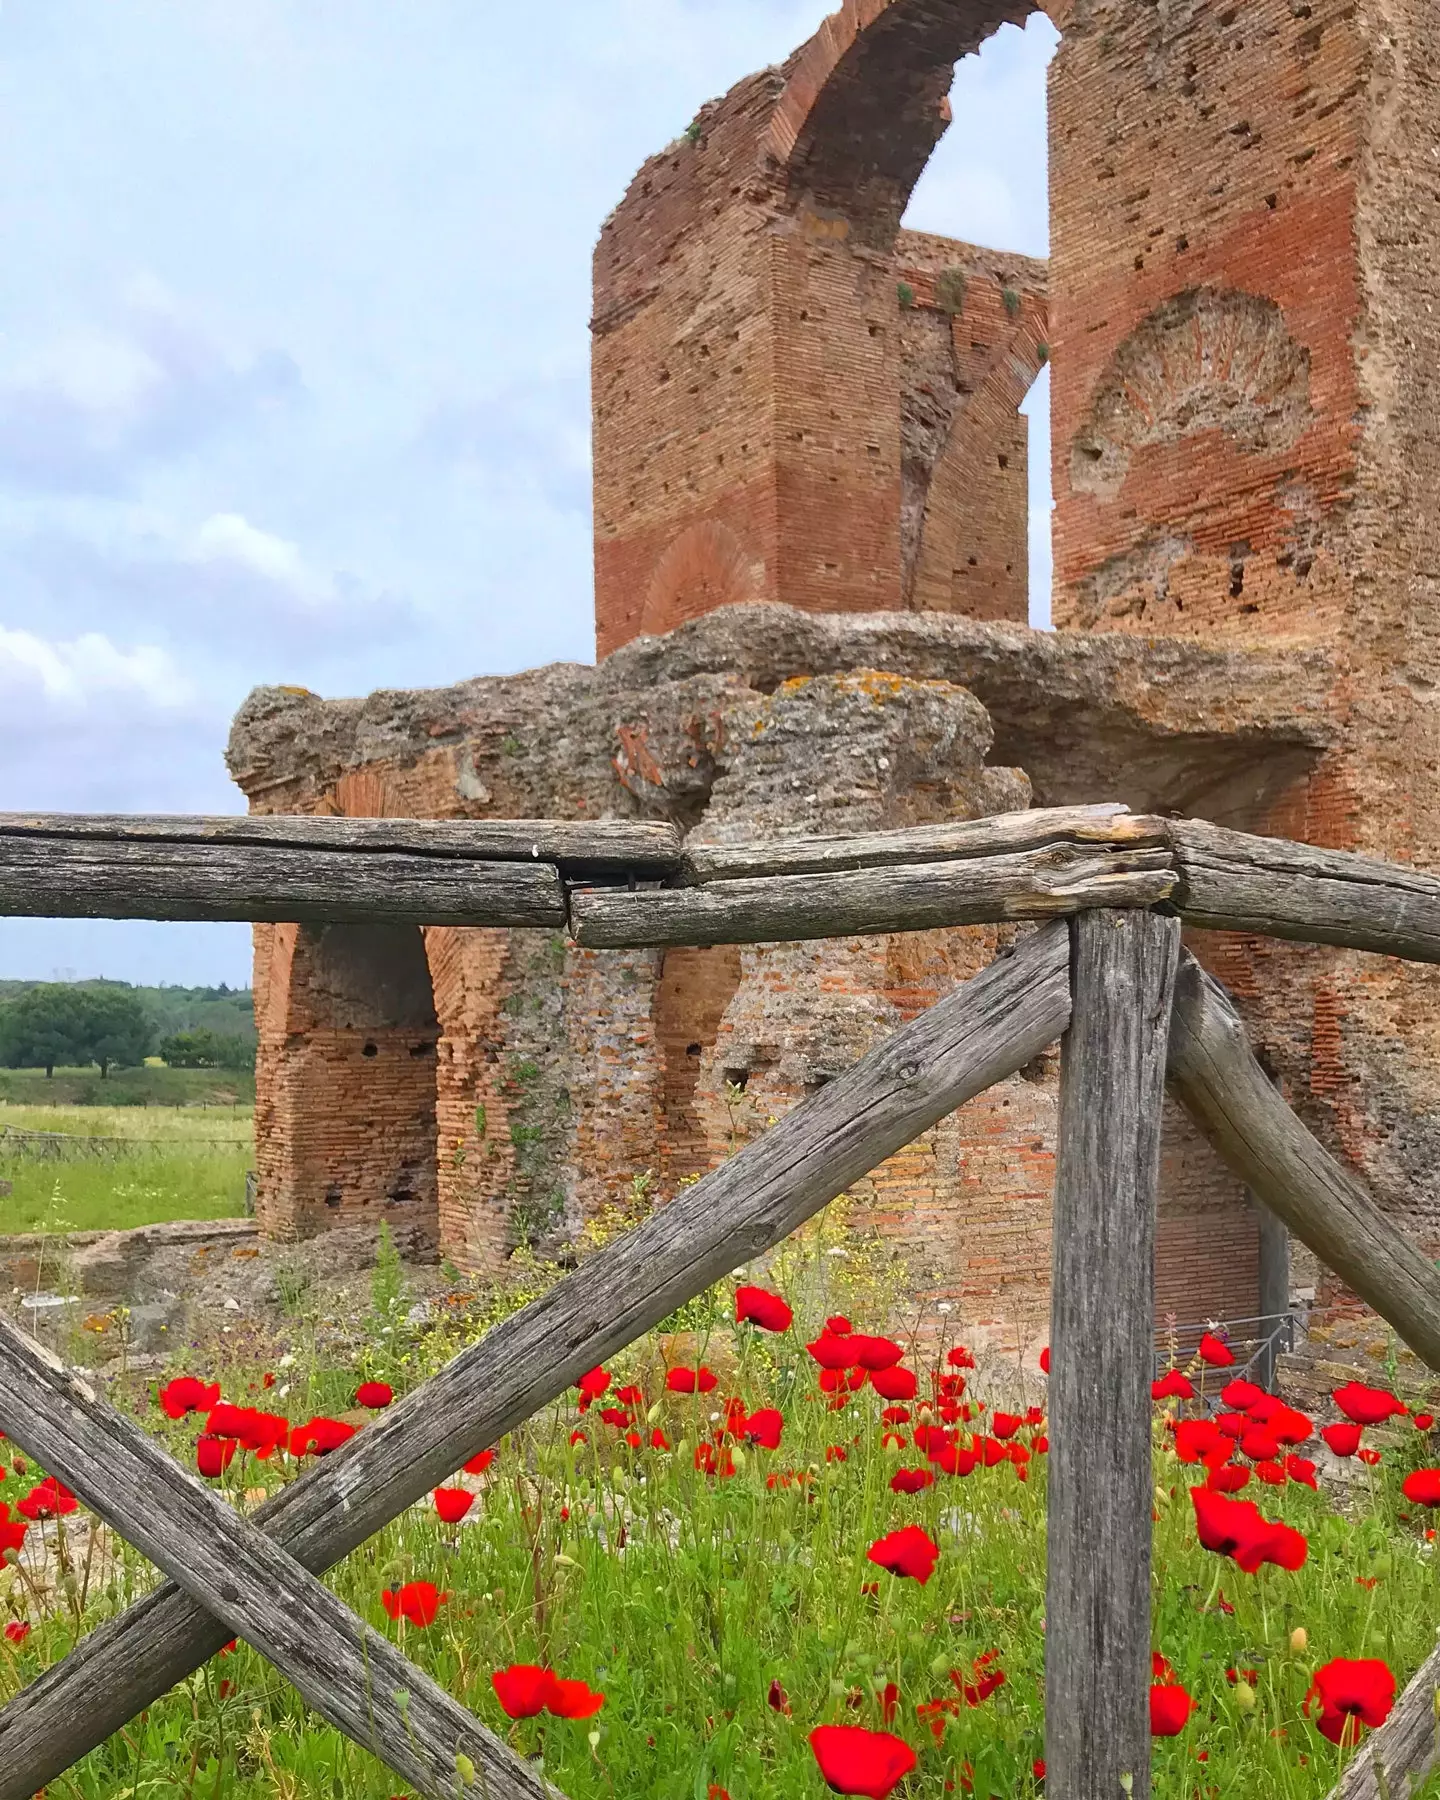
[588,1730,602,1751]
[647,1402,664,1426]
[930,1652,952,1677]
[730,1445,747,1470]
[1234,1681,1256,1713]
[1290,1628,1308,1653]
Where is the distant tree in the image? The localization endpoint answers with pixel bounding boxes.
[0,984,152,1078]
[158,1027,254,1071]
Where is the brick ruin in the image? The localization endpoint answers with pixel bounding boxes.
[230,0,1440,1353]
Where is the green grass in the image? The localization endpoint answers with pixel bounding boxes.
[0,1100,253,1233]
[1,1215,1436,1800]
[0,1063,254,1108]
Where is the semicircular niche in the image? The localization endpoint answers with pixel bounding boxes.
[1070,287,1312,500]
[639,520,762,637]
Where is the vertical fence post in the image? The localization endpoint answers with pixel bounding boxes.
[1046,907,1180,1800]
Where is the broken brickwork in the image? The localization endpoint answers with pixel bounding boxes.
[235,0,1440,1349]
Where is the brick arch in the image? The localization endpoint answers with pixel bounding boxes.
[764,0,1049,250]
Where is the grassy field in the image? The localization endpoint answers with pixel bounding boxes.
[0,1099,253,1234]
[0,1063,254,1108]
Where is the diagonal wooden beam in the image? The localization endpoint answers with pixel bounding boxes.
[1046,908,1180,1800]
[1166,950,1440,1372]
[0,1322,559,1800]
[0,918,1074,1800]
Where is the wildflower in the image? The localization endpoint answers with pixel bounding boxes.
[735,1285,792,1332]
[1241,1428,1281,1463]
[808,1725,917,1799]
[3,1621,30,1645]
[158,1376,221,1420]
[869,1367,918,1402]
[1358,1447,1383,1467]
[1039,1346,1050,1374]
[991,1412,1022,1439]
[493,1664,558,1718]
[850,1335,905,1372]
[1152,1370,1195,1402]
[381,1582,446,1628]
[881,1406,911,1425]
[1269,1405,1315,1446]
[953,1651,1006,1706]
[808,1334,855,1371]
[866,1525,939,1585]
[947,1345,976,1370]
[826,1315,853,1335]
[930,1442,980,1477]
[694,1443,735,1477]
[196,1436,237,1479]
[549,1677,605,1719]
[1332,1382,1408,1426]
[433,1487,474,1524]
[1305,1658,1396,1746]
[743,1408,784,1450]
[666,1366,718,1395]
[355,1381,393,1409]
[1285,1455,1319,1489]
[1173,1419,1228,1466]
[1206,1464,1251,1493]
[16,1478,77,1521]
[1414,1412,1435,1431]
[464,1449,496,1476]
[615,1384,644,1405]
[289,1418,356,1458]
[575,1367,611,1412]
[1198,1331,1235,1367]
[768,1678,792,1715]
[0,1503,28,1554]
[890,1468,934,1495]
[1222,1379,1265,1410]
[1402,1468,1440,1506]
[1190,1486,1308,1572]
[1321,1421,1363,1458]
[600,1406,634,1429]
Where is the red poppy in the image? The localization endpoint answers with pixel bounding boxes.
[355,1381,393,1409]
[743,1408,784,1450]
[599,1406,634,1429]
[826,1445,848,1464]
[16,1478,76,1521]
[890,1468,934,1495]
[952,1651,1006,1706]
[569,1429,587,1446]
[196,1436,237,1478]
[694,1443,736,1477]
[769,1677,792,1714]
[1198,1331,1235,1367]
[1190,1487,1308,1572]
[1151,1682,1195,1736]
[464,1448,495,1476]
[869,1367,918,1403]
[550,1677,606,1719]
[261,1372,276,1388]
[709,1789,731,1799]
[289,1417,356,1458]
[1206,1463,1251,1493]
[575,1367,611,1411]
[615,1384,644,1405]
[1322,1420,1363,1458]
[1246,1393,1283,1423]
[866,1525,939,1585]
[1215,1412,1247,1440]
[1152,1370,1195,1402]
[206,1404,289,1459]
[1269,1405,1315,1446]
[3,1620,30,1645]
[881,1406,911,1425]
[666,1366,717,1395]
[1240,1427,1281,1463]
[1402,1468,1440,1506]
[433,1487,474,1524]
[1254,1460,1287,1486]
[1173,1419,1228,1465]
[0,1503,28,1554]
[1286,1455,1319,1489]
[931,1442,979,1477]
[850,1335,905,1372]
[1221,1379,1265,1410]
[1358,1447,1383,1466]
[158,1376,221,1420]
[1415,1412,1435,1431]
[947,1345,976,1370]
[381,1581,446,1628]
[735,1285,793,1332]
[1333,1382,1408,1426]
[493,1663,558,1718]
[808,1333,855,1371]
[990,1412,1022,1439]
[1305,1658,1396,1745]
[649,1427,671,1450]
[827,1315,853,1336]
[808,1725,917,1799]
[1039,1346,1050,1374]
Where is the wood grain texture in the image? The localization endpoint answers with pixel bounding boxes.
[0,921,1074,1800]
[1173,818,1440,962]
[681,802,1165,884]
[0,838,566,927]
[1046,908,1181,1800]
[572,846,1177,948]
[0,1323,557,1800]
[1167,952,1440,1372]
[1328,1643,1440,1799]
[0,810,682,873]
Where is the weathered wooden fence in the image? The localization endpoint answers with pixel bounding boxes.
[0,802,1436,1800]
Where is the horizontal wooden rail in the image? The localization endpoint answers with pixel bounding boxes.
[1172,819,1440,963]
[0,838,566,928]
[571,845,1177,948]
[1328,1640,1440,1799]
[680,802,1165,883]
[1166,951,1440,1372]
[0,811,682,873]
[0,1326,556,1800]
[0,921,1074,1799]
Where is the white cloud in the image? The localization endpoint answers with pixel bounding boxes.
[0,625,193,712]
[189,511,326,600]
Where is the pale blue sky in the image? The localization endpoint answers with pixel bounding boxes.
[0,0,1056,984]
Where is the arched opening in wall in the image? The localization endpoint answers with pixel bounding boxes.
[286,923,441,1249]
[900,15,1058,628]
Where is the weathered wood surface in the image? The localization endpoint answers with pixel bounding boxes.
[573,845,1177,948]
[1329,1641,1440,1799]
[1046,908,1180,1800]
[1167,952,1440,1373]
[681,801,1165,884]
[1173,819,1440,962]
[0,1323,556,1800]
[0,921,1074,1800]
[0,810,682,872]
[0,837,566,927]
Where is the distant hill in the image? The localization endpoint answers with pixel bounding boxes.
[0,980,256,1046]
